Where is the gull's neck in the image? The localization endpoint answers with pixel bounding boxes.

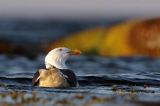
[45,55,68,70]
[52,58,68,69]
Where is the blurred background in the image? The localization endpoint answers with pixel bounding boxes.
[1,1,160,105]
[0,0,160,58]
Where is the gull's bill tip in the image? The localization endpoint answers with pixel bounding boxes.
[68,49,81,55]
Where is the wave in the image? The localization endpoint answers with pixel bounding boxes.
[0,75,160,87]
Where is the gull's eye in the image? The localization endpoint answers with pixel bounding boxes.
[59,48,63,51]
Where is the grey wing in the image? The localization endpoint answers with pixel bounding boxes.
[32,70,40,86]
[60,69,78,87]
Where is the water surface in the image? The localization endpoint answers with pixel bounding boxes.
[0,55,160,106]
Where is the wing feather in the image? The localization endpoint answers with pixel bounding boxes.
[60,69,78,87]
[32,70,40,86]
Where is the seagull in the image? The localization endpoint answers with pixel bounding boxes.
[32,47,81,88]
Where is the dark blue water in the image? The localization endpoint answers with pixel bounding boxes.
[0,55,160,106]
[0,55,160,91]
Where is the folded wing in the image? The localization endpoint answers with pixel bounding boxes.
[32,70,40,86]
[60,69,78,87]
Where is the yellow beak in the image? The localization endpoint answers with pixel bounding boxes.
[68,49,81,55]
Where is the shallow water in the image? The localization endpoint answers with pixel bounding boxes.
[0,55,160,106]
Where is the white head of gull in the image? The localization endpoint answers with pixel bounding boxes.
[45,47,71,69]
[32,47,81,88]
